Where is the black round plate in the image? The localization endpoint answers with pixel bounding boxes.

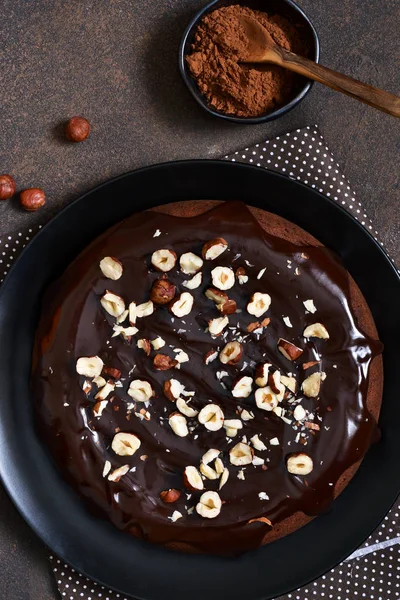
[0,161,399,600]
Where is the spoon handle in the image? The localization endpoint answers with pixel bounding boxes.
[271,48,400,118]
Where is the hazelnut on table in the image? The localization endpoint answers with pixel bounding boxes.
[20,188,46,211]
[65,116,91,142]
[0,175,16,200]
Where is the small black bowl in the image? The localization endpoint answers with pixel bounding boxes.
[179,0,320,124]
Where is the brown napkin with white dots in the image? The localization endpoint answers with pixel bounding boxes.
[2,126,399,600]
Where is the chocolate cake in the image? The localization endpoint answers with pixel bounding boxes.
[33,201,383,556]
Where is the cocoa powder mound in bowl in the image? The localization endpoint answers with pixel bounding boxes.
[179,0,320,124]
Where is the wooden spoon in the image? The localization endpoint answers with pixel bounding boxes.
[238,15,400,118]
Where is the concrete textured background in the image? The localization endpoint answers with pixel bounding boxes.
[0,0,399,598]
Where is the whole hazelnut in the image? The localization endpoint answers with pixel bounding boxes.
[20,188,46,212]
[150,277,176,305]
[160,489,181,503]
[65,116,90,142]
[0,175,16,200]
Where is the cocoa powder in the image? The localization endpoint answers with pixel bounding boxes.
[186,5,309,118]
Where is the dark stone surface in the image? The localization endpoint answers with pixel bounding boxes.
[0,0,399,597]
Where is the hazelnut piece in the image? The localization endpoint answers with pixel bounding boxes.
[176,397,198,418]
[196,491,222,519]
[303,299,317,314]
[82,380,92,395]
[199,462,219,480]
[150,277,176,304]
[184,466,204,491]
[160,489,181,503]
[205,287,228,305]
[280,375,297,393]
[268,370,283,395]
[127,379,154,402]
[163,378,185,401]
[65,116,91,142]
[128,302,137,325]
[208,315,229,337]
[136,301,154,318]
[169,510,183,522]
[205,288,237,315]
[111,432,141,456]
[219,468,229,490]
[112,324,138,341]
[250,434,267,452]
[0,175,16,200]
[255,363,271,387]
[20,188,46,211]
[169,292,194,317]
[101,291,125,317]
[255,386,279,411]
[107,464,130,482]
[211,266,235,290]
[151,249,177,272]
[204,349,218,365]
[293,405,306,421]
[137,338,151,356]
[303,322,330,339]
[93,400,108,417]
[169,412,189,437]
[94,380,115,400]
[198,403,224,431]
[217,299,237,315]
[179,252,203,275]
[277,338,303,361]
[153,353,178,370]
[219,341,243,365]
[182,272,202,290]
[223,419,243,438]
[76,356,104,378]
[247,292,271,317]
[229,442,254,466]
[302,360,320,370]
[151,337,165,350]
[201,448,220,465]
[302,371,326,397]
[202,237,228,260]
[231,375,253,398]
[103,367,122,379]
[99,256,123,280]
[236,266,248,284]
[286,452,313,475]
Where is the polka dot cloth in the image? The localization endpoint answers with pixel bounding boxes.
[3,126,400,599]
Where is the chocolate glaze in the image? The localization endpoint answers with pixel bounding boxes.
[33,202,382,555]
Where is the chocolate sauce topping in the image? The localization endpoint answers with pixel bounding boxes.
[33,202,382,555]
